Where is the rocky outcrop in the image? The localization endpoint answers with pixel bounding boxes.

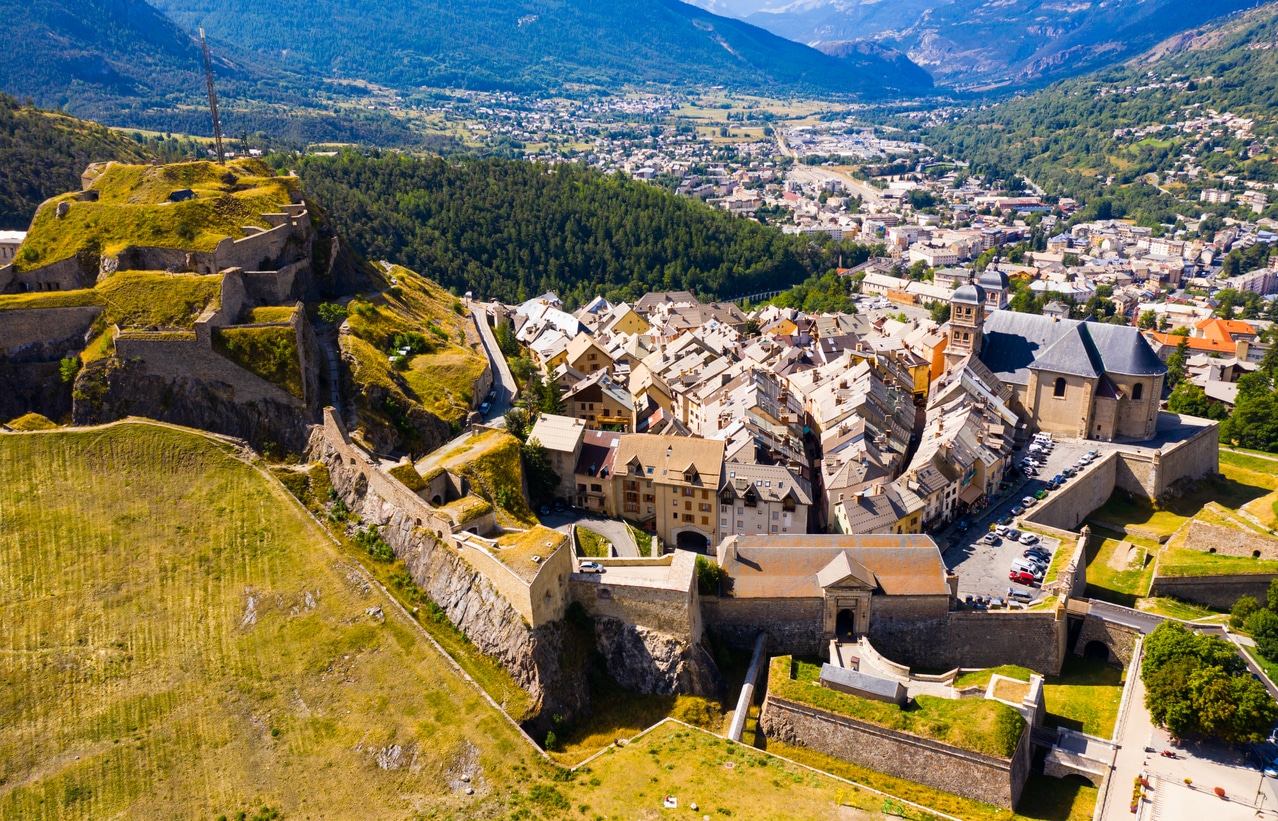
[593,617,725,699]
[310,427,591,733]
[74,359,318,455]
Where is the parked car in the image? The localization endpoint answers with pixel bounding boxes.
[1019,532,1040,545]
[1022,496,1037,507]
[1007,588,1035,603]
[983,533,1001,545]
[1052,474,1066,484]
[578,561,605,574]
[1034,489,1048,500]
[1024,549,1050,562]
[1010,558,1045,577]
[478,401,491,414]
[553,499,566,513]
[1009,570,1038,585]
[539,504,551,516]
[1011,505,1025,516]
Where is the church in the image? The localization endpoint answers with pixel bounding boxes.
[945,281,1166,442]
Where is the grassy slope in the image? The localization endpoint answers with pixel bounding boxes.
[0,422,542,820]
[213,324,305,400]
[343,266,486,430]
[1042,657,1123,738]
[15,159,295,271]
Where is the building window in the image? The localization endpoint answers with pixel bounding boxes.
[591,484,602,493]
[700,503,711,512]
[685,501,692,511]
[1132,383,1143,401]
[683,487,695,497]
[772,512,779,520]
[1053,377,1067,398]
[683,514,694,522]
[701,517,709,526]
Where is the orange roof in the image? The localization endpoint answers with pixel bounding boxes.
[1148,332,1234,354]
[1194,317,1255,344]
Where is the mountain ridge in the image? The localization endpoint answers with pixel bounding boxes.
[149,0,933,97]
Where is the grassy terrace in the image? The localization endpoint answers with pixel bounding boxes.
[956,665,1033,690]
[0,422,543,820]
[418,430,535,527]
[495,526,567,582]
[0,271,221,329]
[15,159,295,271]
[1042,657,1122,738]
[212,325,305,400]
[574,526,612,558]
[769,657,1025,758]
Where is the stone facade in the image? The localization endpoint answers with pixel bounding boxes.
[702,597,827,657]
[0,305,102,360]
[1075,613,1141,666]
[868,608,1069,675]
[760,692,1032,809]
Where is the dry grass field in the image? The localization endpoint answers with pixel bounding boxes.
[0,422,542,820]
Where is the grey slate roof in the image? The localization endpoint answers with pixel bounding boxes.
[952,283,986,305]
[978,269,1010,290]
[981,311,1166,385]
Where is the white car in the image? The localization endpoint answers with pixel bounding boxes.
[1019,532,1039,545]
[578,561,605,574]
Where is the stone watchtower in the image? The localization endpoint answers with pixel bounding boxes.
[946,282,987,364]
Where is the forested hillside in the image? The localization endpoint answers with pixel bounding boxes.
[280,152,873,306]
[921,3,1278,216]
[0,0,422,147]
[152,0,931,97]
[0,96,155,230]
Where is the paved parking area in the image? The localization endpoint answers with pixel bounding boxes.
[941,437,1098,601]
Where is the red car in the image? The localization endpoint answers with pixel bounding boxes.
[1008,570,1038,585]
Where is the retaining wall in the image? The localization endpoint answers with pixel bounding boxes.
[1024,454,1117,532]
[869,608,1068,676]
[760,693,1032,809]
[570,552,700,643]
[1148,571,1278,610]
[1074,614,1141,666]
[0,305,102,358]
[702,597,826,657]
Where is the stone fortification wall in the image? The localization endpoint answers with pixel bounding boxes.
[570,553,701,643]
[0,257,93,294]
[307,414,589,730]
[1149,571,1278,610]
[0,306,102,360]
[1115,417,1218,499]
[309,411,722,717]
[114,332,304,408]
[869,608,1067,676]
[455,533,571,627]
[1024,454,1117,532]
[243,262,302,306]
[1075,614,1140,666]
[702,597,825,657]
[760,693,1031,809]
[1184,520,1278,561]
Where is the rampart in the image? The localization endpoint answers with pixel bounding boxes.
[702,596,826,657]
[1148,571,1278,610]
[1184,520,1278,561]
[868,607,1069,676]
[569,552,701,643]
[0,305,102,359]
[456,531,572,627]
[760,691,1032,809]
[1024,415,1219,532]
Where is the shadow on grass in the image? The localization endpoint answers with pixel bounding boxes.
[1016,773,1098,821]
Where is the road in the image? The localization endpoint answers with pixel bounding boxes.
[942,437,1096,600]
[777,133,885,207]
[540,510,640,558]
[469,305,517,424]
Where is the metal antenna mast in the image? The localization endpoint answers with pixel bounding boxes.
[199,27,226,165]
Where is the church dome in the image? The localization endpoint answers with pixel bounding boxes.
[951,283,987,306]
[977,269,1010,291]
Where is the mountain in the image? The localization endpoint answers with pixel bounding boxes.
[921,3,1278,219]
[0,0,422,146]
[148,0,932,97]
[683,0,1265,88]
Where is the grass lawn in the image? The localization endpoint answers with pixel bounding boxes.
[1084,531,1155,606]
[956,665,1034,689]
[1042,656,1124,738]
[401,350,486,426]
[1136,597,1226,622]
[574,526,612,558]
[773,657,1025,758]
[1156,544,1278,577]
[629,523,653,557]
[1219,450,1278,476]
[1089,474,1273,537]
[1244,646,1278,688]
[0,422,545,820]
[564,722,898,820]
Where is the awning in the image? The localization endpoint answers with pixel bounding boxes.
[959,484,983,504]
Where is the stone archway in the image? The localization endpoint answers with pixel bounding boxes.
[432,494,443,506]
[1083,640,1111,663]
[675,529,711,554]
[835,609,857,641]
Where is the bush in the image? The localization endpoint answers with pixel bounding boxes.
[317,302,348,324]
[1231,595,1260,629]
[1246,609,1278,661]
[695,556,727,595]
[59,356,81,383]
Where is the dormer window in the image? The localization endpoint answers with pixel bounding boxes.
[744,490,758,508]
